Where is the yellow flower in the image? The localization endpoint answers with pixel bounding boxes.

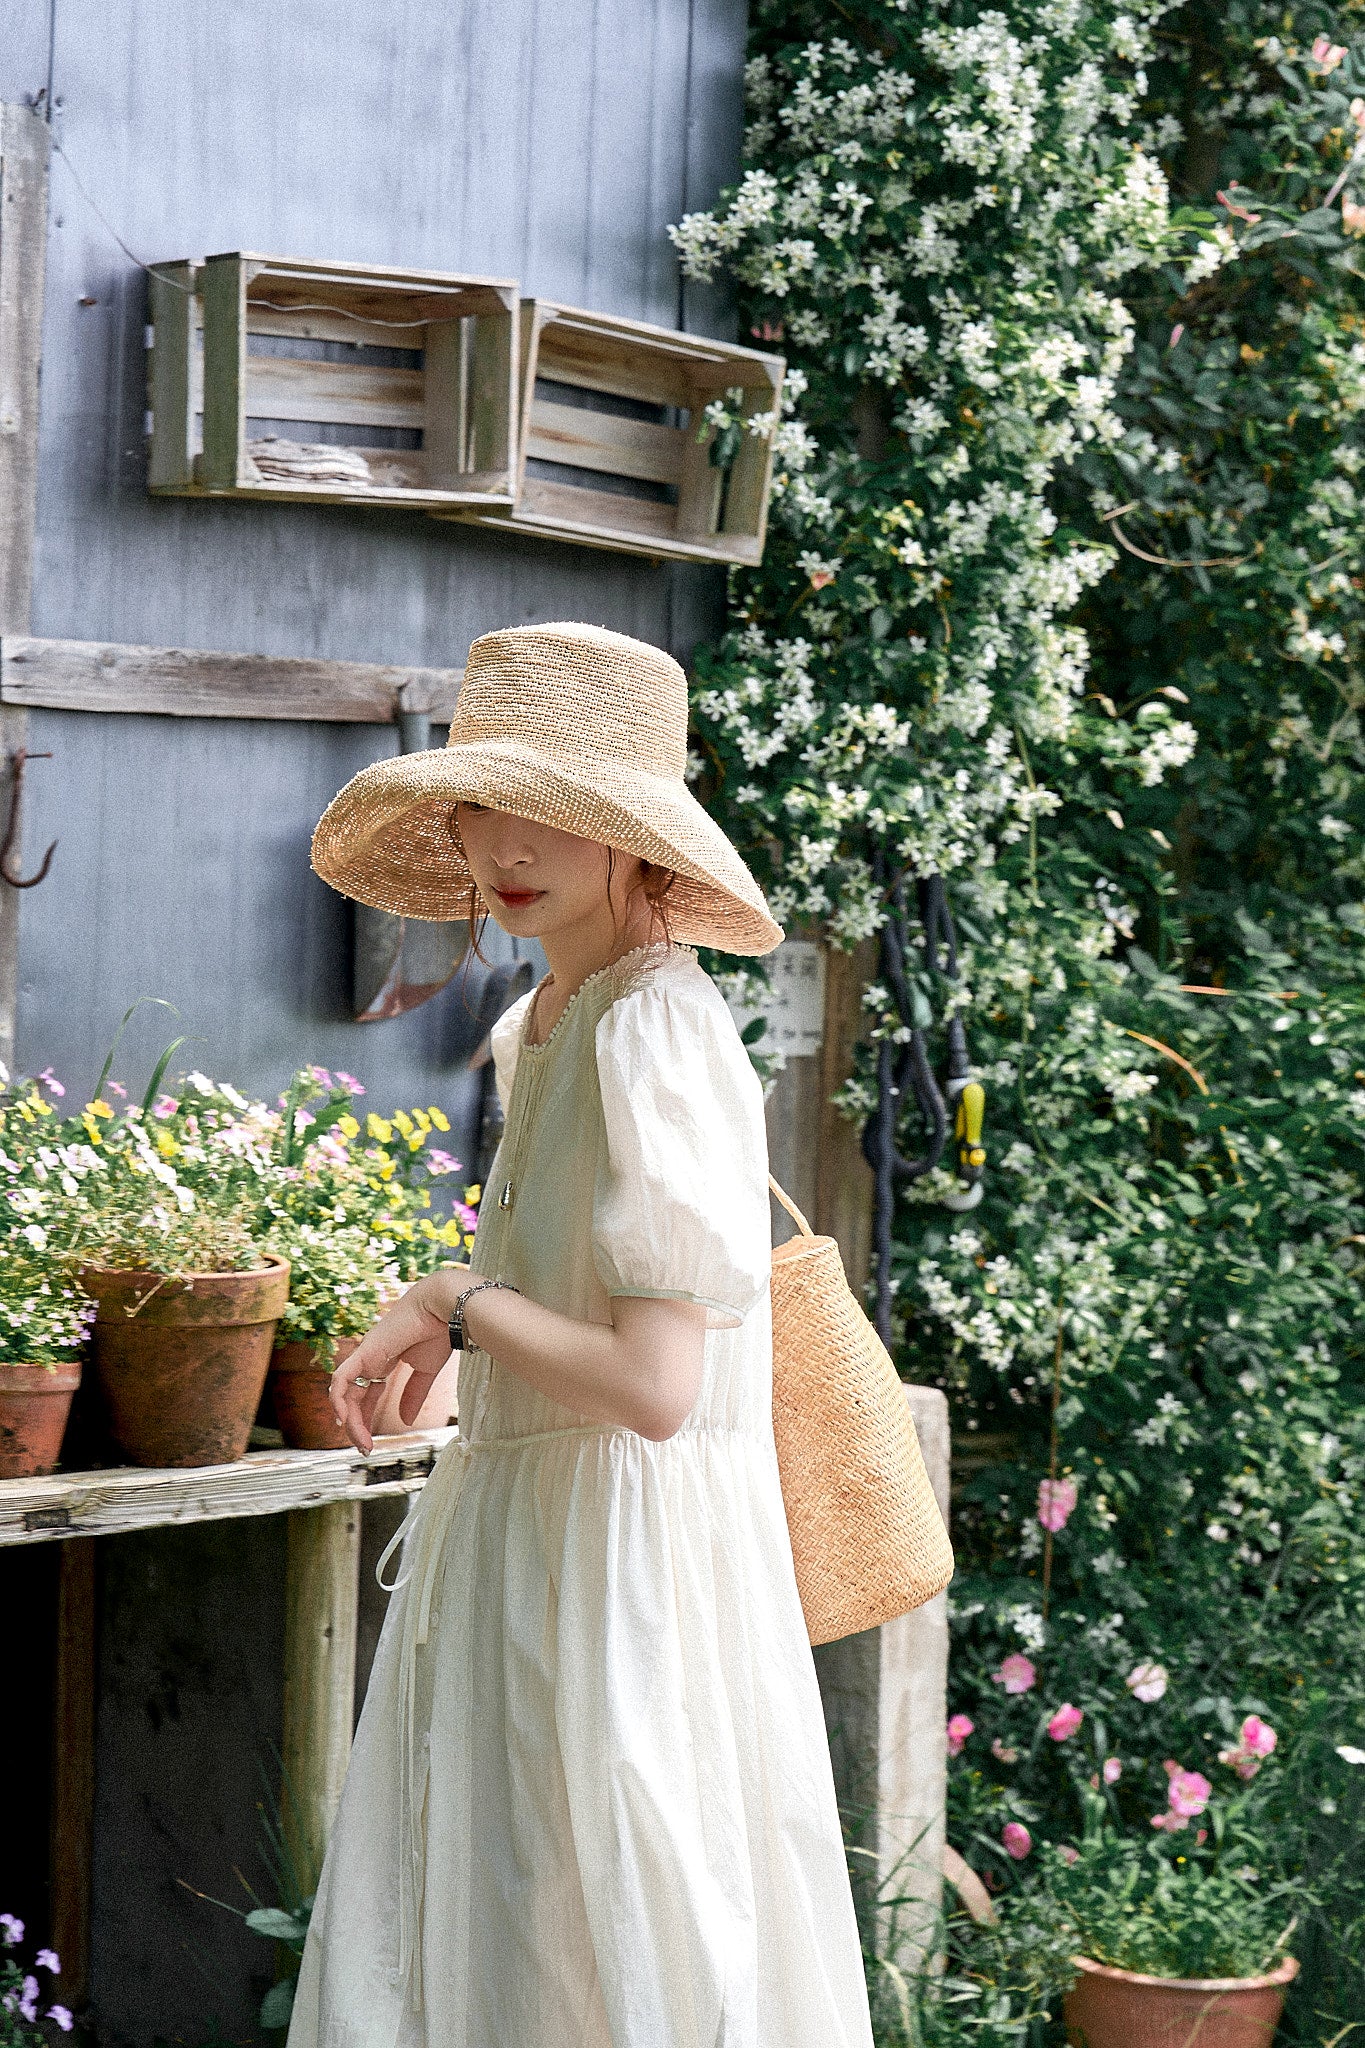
[393,1111,415,1139]
[156,1132,178,1159]
[81,1114,102,1145]
[87,1099,114,1120]
[366,1113,392,1142]
[413,1109,432,1135]
[429,1107,450,1132]
[465,1183,482,1206]
[337,1114,360,1140]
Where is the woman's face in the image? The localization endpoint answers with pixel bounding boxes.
[455,804,644,944]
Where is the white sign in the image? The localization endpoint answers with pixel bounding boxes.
[727,939,825,1058]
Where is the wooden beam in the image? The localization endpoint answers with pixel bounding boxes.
[0,1428,455,1547]
[0,637,464,723]
[281,1502,360,1889]
[0,103,52,1078]
[49,1537,96,2009]
[0,104,50,637]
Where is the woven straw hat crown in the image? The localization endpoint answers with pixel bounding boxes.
[311,622,783,956]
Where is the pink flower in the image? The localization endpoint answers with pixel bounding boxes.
[991,1737,1019,1764]
[1126,1661,1168,1703]
[38,1068,65,1098]
[106,1080,127,1099]
[1103,1757,1123,1785]
[1048,1703,1084,1742]
[153,1095,178,1119]
[1241,1715,1277,1758]
[1169,323,1185,350]
[35,1949,59,1973]
[334,1071,365,1095]
[1344,196,1365,239]
[48,2005,73,2032]
[1151,1811,1185,1832]
[427,1149,464,1177]
[1058,1844,1080,1865]
[1001,1821,1032,1860]
[1219,1714,1278,1779]
[946,1714,974,1757]
[809,568,836,590]
[1037,1477,1078,1532]
[1167,1767,1212,1819]
[1312,34,1347,71]
[993,1653,1037,1695]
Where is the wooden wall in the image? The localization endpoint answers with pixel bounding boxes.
[1,0,744,1119]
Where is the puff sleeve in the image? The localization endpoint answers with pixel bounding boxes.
[592,967,772,1328]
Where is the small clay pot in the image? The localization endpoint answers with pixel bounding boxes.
[0,1360,82,1477]
[83,1257,290,1468]
[1065,1952,1298,2048]
[269,1336,359,1450]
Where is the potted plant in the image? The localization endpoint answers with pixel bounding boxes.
[59,1073,290,1469]
[262,1068,478,1448]
[0,1073,98,1477]
[1047,1783,1298,2048]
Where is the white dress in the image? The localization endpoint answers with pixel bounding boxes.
[289,945,873,2048]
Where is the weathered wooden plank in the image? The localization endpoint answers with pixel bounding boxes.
[0,103,49,636]
[0,103,49,1082]
[0,1428,455,1547]
[0,636,464,722]
[515,475,678,540]
[49,1537,97,2006]
[147,263,199,489]
[200,250,247,489]
[281,1501,360,1887]
[528,400,684,485]
[245,353,425,430]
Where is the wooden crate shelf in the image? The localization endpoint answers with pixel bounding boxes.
[0,1427,454,1547]
[440,300,785,564]
[148,253,518,511]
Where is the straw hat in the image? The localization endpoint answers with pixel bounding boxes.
[311,622,783,956]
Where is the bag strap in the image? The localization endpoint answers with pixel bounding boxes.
[768,1174,815,1240]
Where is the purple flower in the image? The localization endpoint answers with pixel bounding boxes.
[0,1913,23,1944]
[334,1071,365,1095]
[19,1974,39,2020]
[48,2004,74,2031]
[38,1069,66,1098]
[35,1948,59,1973]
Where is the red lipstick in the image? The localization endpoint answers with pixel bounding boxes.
[494,887,545,908]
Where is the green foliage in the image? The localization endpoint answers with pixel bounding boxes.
[675,0,1365,2034]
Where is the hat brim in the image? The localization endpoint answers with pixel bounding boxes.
[311,738,784,957]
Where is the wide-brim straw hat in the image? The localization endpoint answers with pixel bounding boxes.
[311,622,783,956]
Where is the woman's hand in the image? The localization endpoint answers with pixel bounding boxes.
[330,1271,467,1453]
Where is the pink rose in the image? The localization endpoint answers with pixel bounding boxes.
[1048,1703,1084,1742]
[993,1653,1037,1695]
[1312,34,1347,71]
[1103,1757,1122,1784]
[947,1714,974,1757]
[991,1737,1019,1764]
[1001,1821,1032,1860]
[1126,1661,1168,1703]
[1058,1844,1080,1865]
[1037,1477,1078,1532]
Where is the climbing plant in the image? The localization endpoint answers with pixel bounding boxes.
[674,0,1365,2034]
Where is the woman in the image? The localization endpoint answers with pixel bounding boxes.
[292,622,873,2048]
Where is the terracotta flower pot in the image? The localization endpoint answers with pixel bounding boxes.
[269,1335,359,1450]
[1065,1952,1298,2048]
[0,1360,82,1477]
[83,1257,290,1468]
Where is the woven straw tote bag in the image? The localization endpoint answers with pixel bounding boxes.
[769,1178,954,1646]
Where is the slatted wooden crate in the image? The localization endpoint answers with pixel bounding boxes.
[148,253,518,510]
[438,300,785,564]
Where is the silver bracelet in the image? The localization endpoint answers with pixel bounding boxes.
[448,1277,520,1353]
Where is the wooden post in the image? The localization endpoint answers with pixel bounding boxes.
[0,103,51,1076]
[764,938,951,1968]
[49,1538,97,2010]
[280,1502,362,1891]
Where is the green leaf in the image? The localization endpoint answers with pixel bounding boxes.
[259,1978,296,2027]
[245,1907,308,1942]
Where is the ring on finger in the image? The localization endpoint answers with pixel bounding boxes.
[352,1375,390,1389]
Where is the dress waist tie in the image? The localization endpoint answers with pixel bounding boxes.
[373,1423,622,2013]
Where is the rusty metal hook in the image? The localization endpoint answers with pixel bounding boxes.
[0,747,57,888]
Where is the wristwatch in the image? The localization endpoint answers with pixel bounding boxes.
[448,1278,520,1354]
